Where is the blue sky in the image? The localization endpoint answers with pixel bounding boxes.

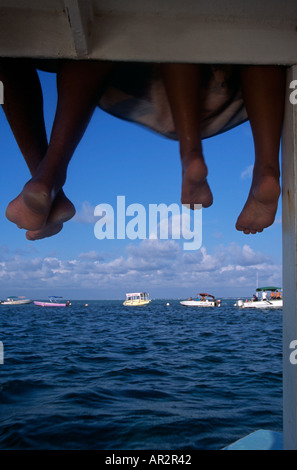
[0,70,282,300]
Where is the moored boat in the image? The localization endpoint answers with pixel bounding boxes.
[0,296,32,305]
[234,286,283,309]
[180,293,221,307]
[34,296,71,307]
[123,292,151,306]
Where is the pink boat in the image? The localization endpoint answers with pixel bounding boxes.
[34,296,71,307]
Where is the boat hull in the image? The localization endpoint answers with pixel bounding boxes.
[123,300,151,306]
[34,301,68,307]
[235,299,283,309]
[180,300,219,307]
[1,299,32,305]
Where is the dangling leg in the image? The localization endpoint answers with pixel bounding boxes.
[5,59,113,232]
[236,65,285,234]
[0,59,75,238]
[161,63,213,209]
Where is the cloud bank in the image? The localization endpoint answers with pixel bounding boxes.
[0,240,282,299]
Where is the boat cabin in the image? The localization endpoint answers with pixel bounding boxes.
[126,292,149,301]
[123,292,151,306]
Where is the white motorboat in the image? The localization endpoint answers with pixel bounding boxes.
[123,292,151,306]
[0,296,32,305]
[234,286,283,309]
[180,293,221,307]
[34,296,71,307]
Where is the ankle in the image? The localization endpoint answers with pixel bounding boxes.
[180,147,204,165]
[31,167,67,194]
[253,164,280,180]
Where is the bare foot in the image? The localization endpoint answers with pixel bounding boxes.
[235,173,280,234]
[6,177,59,231]
[26,223,64,241]
[181,157,213,209]
[26,191,76,241]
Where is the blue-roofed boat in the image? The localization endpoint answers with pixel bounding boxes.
[34,296,71,307]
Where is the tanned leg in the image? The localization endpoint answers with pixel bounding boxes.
[236,65,285,234]
[0,59,75,239]
[161,63,213,209]
[5,59,113,233]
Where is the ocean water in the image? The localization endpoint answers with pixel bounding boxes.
[0,299,282,450]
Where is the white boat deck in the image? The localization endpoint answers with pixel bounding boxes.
[224,429,283,450]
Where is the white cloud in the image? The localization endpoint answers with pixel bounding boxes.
[72,201,97,224]
[126,238,181,260]
[78,250,104,261]
[241,164,253,180]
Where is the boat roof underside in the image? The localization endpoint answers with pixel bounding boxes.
[0,0,297,64]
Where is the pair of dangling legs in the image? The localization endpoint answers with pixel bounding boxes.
[0,58,113,239]
[161,63,285,234]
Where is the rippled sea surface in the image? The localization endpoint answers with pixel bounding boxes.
[0,299,282,450]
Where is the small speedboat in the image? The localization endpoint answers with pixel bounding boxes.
[0,296,32,305]
[234,286,283,309]
[34,296,71,307]
[180,293,221,307]
[123,292,151,306]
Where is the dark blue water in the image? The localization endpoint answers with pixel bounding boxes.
[0,299,282,450]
